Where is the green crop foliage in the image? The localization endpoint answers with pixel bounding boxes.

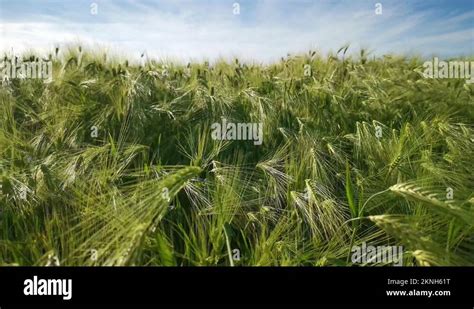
[0,47,473,266]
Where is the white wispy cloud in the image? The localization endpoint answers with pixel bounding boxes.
[0,0,472,62]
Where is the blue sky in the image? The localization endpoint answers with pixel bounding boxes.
[1,0,473,62]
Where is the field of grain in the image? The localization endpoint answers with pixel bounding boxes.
[0,47,473,266]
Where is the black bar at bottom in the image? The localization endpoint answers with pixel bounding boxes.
[0,267,472,306]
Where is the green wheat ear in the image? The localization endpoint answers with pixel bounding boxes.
[65,166,202,266]
[389,183,474,226]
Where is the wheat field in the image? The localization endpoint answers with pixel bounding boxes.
[0,47,473,266]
